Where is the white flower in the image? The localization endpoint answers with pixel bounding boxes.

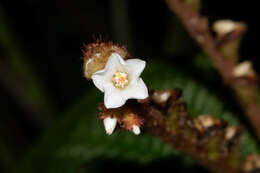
[103,117,117,135]
[91,53,148,109]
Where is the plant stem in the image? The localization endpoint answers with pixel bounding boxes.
[164,0,260,140]
[99,89,246,173]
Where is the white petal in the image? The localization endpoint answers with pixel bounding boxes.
[91,70,107,92]
[122,78,148,101]
[103,117,117,135]
[104,86,126,108]
[125,59,146,80]
[91,53,125,92]
[104,53,126,72]
[132,125,141,135]
[91,53,148,109]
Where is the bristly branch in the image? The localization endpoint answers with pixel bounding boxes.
[99,89,259,173]
[83,40,260,173]
[164,0,260,140]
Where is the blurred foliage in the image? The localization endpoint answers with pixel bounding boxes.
[17,60,259,173]
[0,5,54,113]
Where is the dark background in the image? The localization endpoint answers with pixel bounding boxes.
[0,0,259,172]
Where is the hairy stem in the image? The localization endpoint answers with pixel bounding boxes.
[164,0,260,140]
[99,89,250,173]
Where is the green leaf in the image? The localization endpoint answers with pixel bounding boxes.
[17,60,260,173]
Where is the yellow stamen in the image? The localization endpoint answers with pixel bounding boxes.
[112,71,129,88]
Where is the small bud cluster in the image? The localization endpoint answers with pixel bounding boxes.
[99,104,143,135]
[213,20,258,83]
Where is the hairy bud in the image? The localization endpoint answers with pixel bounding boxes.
[82,41,129,79]
[122,112,144,134]
[213,20,247,62]
[99,103,144,135]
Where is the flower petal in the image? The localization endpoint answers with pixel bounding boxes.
[104,53,126,73]
[125,59,146,81]
[91,53,148,109]
[122,78,148,100]
[91,70,107,92]
[104,85,126,108]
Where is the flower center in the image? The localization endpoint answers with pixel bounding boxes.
[112,71,129,88]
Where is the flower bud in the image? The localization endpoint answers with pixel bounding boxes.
[132,125,141,135]
[103,117,117,135]
[213,20,247,62]
[151,90,172,106]
[82,41,128,79]
[233,61,255,78]
[99,103,144,135]
[194,115,222,133]
[213,20,238,36]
